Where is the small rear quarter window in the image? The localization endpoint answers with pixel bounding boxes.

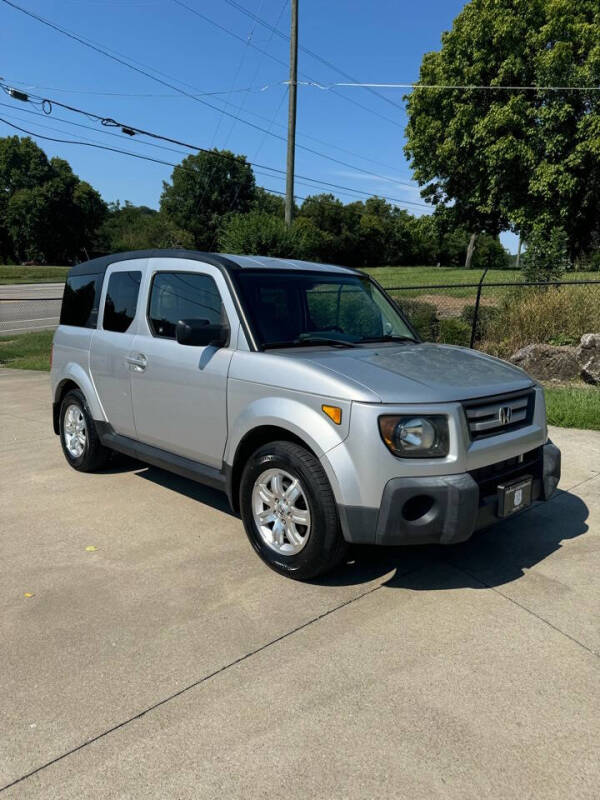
[60,273,101,328]
[103,271,142,333]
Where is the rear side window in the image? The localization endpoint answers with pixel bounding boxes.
[148,272,225,339]
[103,271,142,333]
[60,273,101,328]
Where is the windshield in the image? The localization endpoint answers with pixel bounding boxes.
[232,270,417,349]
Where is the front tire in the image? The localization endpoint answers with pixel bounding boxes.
[59,389,110,472]
[239,441,347,580]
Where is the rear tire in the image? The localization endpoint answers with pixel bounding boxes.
[59,389,111,472]
[239,441,347,580]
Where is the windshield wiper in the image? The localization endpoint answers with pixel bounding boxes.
[358,334,418,344]
[263,335,356,350]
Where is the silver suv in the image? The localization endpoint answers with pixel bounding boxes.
[51,250,561,579]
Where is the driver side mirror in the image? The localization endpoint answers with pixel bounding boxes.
[175,318,230,348]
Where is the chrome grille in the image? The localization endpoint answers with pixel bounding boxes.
[463,389,535,440]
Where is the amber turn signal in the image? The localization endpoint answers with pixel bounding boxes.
[322,404,342,425]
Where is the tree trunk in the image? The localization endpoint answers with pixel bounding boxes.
[516,234,522,269]
[465,232,477,269]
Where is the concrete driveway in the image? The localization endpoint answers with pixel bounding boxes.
[1,368,598,799]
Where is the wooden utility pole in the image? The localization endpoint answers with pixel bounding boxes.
[285,0,299,227]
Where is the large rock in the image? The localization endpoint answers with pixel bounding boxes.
[510,343,579,382]
[576,333,600,385]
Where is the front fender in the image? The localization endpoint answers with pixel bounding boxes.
[225,391,351,463]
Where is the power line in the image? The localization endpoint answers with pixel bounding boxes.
[0,114,308,201]
[210,0,269,145]
[220,0,406,113]
[170,0,405,130]
[2,0,416,188]
[222,0,289,148]
[0,76,284,97]
[0,95,429,209]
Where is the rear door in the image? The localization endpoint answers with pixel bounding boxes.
[129,260,239,468]
[90,260,145,438]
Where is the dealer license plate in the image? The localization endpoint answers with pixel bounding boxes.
[497,476,532,518]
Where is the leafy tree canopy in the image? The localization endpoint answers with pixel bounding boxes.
[1,137,106,264]
[160,149,255,250]
[405,0,600,260]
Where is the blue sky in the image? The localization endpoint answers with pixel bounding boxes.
[1,0,517,252]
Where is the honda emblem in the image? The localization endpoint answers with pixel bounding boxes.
[498,406,512,425]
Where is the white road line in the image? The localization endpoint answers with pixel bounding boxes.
[0,323,58,333]
[0,316,60,323]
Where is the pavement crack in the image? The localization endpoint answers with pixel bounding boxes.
[445,560,599,660]
[1,567,425,794]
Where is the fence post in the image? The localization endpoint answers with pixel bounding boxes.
[470,267,489,349]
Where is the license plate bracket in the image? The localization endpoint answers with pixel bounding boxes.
[497,475,532,518]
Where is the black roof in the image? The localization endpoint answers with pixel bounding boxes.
[68,250,241,277]
[68,250,358,277]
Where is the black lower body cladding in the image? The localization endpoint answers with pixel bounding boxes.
[340,442,561,546]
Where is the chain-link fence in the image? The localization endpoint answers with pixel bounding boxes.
[382,276,600,359]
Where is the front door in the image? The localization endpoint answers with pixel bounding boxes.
[130,263,237,469]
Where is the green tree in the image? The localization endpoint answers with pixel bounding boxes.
[405,0,600,264]
[3,147,106,263]
[251,187,286,217]
[100,202,194,252]
[522,225,569,281]
[160,149,256,249]
[218,211,299,257]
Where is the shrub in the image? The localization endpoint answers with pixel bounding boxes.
[461,304,499,342]
[438,317,471,347]
[483,285,600,356]
[394,298,439,341]
[522,226,569,282]
[218,211,299,257]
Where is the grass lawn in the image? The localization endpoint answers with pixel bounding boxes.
[362,266,600,301]
[0,265,69,284]
[544,385,600,431]
[0,330,54,370]
[363,266,519,287]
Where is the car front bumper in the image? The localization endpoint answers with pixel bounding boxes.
[338,442,561,546]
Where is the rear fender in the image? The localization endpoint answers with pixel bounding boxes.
[54,361,106,424]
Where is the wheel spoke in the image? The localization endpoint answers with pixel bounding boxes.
[257,508,276,525]
[271,473,285,499]
[290,508,309,526]
[284,479,300,503]
[284,521,302,546]
[257,484,276,506]
[272,518,285,547]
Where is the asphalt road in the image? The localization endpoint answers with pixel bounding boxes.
[1,368,599,799]
[0,283,64,334]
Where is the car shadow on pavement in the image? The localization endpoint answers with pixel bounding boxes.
[317,491,589,591]
[133,464,237,517]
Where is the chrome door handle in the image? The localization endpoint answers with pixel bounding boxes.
[126,353,147,371]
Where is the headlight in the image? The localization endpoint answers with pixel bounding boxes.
[378,415,449,458]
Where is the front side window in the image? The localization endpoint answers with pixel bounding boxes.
[148,272,225,339]
[103,271,142,333]
[232,270,416,349]
[60,273,101,328]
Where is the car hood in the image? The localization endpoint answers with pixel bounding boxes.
[288,342,534,404]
